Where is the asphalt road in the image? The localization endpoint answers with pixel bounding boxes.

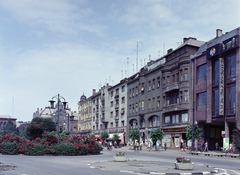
[0,147,240,175]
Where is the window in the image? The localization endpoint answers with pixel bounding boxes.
[93,117,95,121]
[226,86,236,114]
[129,89,132,98]
[129,105,131,114]
[163,77,165,86]
[180,91,183,103]
[111,111,113,118]
[100,124,102,129]
[197,64,207,79]
[132,88,134,97]
[111,91,113,97]
[111,122,113,128]
[176,115,179,123]
[132,104,134,113]
[157,77,160,88]
[172,74,175,83]
[172,115,176,124]
[152,98,155,108]
[122,85,125,92]
[111,101,113,107]
[139,84,141,93]
[122,97,125,103]
[226,54,236,82]
[213,89,219,116]
[116,122,118,127]
[197,92,207,105]
[166,91,179,105]
[121,121,124,127]
[141,100,144,110]
[184,69,188,81]
[148,81,151,91]
[184,91,188,103]
[148,99,151,109]
[212,58,219,86]
[165,116,170,124]
[176,73,179,82]
[167,76,170,85]
[152,79,155,90]
[182,113,188,122]
[157,96,160,108]
[136,103,138,112]
[135,86,138,95]
[180,70,183,81]
[93,126,95,130]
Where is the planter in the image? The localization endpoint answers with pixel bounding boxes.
[175,162,194,170]
[114,156,127,162]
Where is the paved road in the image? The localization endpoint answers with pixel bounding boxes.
[0,146,240,175]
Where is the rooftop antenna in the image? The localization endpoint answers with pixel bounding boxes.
[127,57,129,77]
[125,70,127,78]
[132,41,142,72]
[144,58,146,66]
[133,64,135,74]
[112,80,114,85]
[149,54,151,61]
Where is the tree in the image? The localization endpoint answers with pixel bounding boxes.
[2,119,17,135]
[41,118,56,133]
[128,129,141,145]
[186,123,202,141]
[89,134,95,138]
[150,128,164,150]
[101,131,109,142]
[113,133,120,142]
[19,125,27,138]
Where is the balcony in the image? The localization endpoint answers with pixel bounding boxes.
[101,117,105,122]
[115,115,119,120]
[96,102,99,107]
[163,103,189,113]
[96,119,99,124]
[101,97,105,102]
[101,107,105,112]
[163,82,179,93]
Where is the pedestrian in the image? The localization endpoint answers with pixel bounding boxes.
[201,140,205,152]
[204,141,208,152]
[183,141,186,152]
[230,142,235,153]
[140,141,142,151]
[148,141,151,152]
[180,141,183,151]
[215,142,219,151]
[164,143,167,151]
[136,141,139,151]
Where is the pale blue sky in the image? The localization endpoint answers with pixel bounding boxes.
[0,0,239,121]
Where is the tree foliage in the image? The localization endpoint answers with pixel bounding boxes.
[186,123,202,141]
[26,117,57,140]
[113,133,120,142]
[101,131,109,141]
[0,119,17,136]
[150,127,164,149]
[128,129,141,142]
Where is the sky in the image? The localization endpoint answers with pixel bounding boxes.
[0,0,239,122]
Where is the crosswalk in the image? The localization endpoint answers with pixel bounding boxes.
[217,168,240,175]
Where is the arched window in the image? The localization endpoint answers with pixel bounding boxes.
[140,118,146,128]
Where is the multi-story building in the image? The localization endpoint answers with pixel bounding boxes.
[161,37,205,149]
[127,58,165,144]
[0,115,17,130]
[78,94,92,136]
[191,28,240,150]
[33,101,78,132]
[107,79,128,144]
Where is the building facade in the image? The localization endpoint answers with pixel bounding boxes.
[191,28,240,150]
[0,115,17,130]
[161,37,205,149]
[78,94,92,136]
[127,58,165,144]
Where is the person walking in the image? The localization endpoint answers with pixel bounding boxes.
[204,141,208,152]
[201,140,205,152]
[148,141,151,152]
[180,141,183,151]
[215,142,219,151]
[164,143,167,151]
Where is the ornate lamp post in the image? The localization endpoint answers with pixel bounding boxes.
[49,94,68,141]
[70,114,74,134]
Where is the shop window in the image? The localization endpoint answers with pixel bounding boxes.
[226,54,236,83]
[226,86,236,114]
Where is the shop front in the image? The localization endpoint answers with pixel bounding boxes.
[162,126,187,149]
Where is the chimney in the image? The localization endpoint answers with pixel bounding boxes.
[167,48,173,54]
[93,89,96,95]
[183,37,188,43]
[216,29,223,38]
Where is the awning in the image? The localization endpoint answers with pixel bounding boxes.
[107,133,124,140]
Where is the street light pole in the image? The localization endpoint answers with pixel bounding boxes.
[49,94,68,142]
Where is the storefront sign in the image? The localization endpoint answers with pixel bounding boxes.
[207,44,220,59]
[109,128,124,133]
[162,127,186,133]
[219,58,224,115]
[223,35,238,51]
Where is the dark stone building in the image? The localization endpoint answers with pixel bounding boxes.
[191,27,240,150]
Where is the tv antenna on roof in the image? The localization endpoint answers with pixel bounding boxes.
[132,41,142,72]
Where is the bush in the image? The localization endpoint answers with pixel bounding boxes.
[0,142,19,155]
[52,142,78,155]
[24,142,45,156]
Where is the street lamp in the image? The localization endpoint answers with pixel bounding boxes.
[49,94,68,142]
[70,114,74,134]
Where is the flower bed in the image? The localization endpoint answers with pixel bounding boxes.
[175,157,194,170]
[114,152,127,162]
[0,132,103,156]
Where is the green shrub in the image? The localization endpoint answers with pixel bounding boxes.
[24,142,45,156]
[52,142,78,155]
[0,142,19,155]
